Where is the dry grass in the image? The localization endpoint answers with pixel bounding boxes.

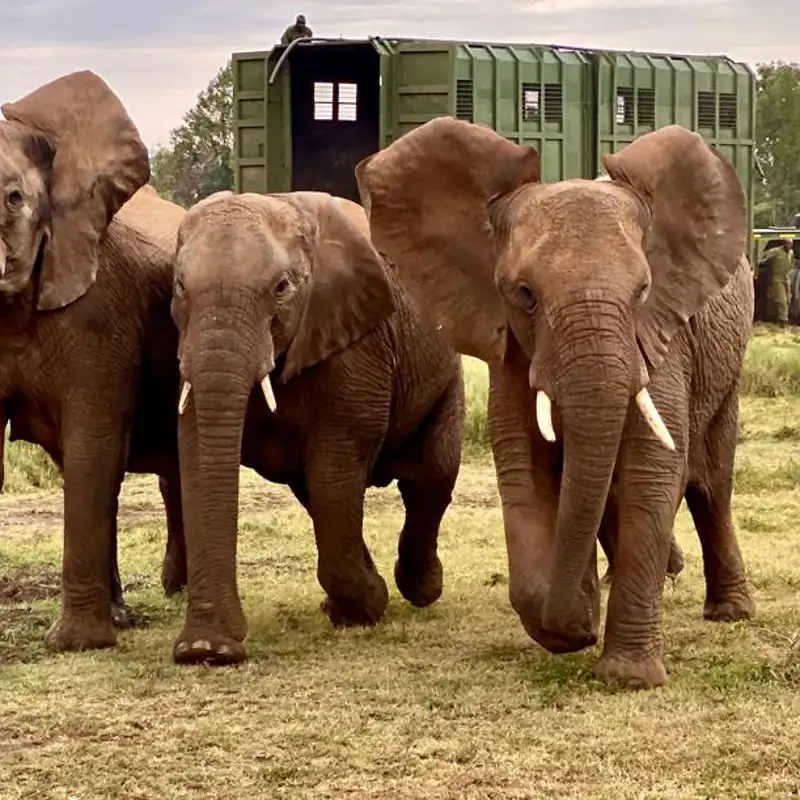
[2,329,800,798]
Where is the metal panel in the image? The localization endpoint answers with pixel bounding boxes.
[593,50,755,236]
[451,44,590,182]
[232,51,267,193]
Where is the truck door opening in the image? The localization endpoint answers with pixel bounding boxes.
[288,43,380,202]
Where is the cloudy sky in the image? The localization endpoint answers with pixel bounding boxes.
[0,0,794,148]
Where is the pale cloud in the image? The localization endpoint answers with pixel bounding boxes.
[0,0,796,147]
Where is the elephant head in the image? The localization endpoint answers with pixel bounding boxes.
[173,190,395,411]
[356,118,747,650]
[0,70,150,310]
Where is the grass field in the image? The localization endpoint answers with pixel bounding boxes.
[2,325,800,798]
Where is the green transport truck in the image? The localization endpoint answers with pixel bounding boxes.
[231,35,756,243]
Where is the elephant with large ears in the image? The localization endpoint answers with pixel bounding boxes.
[170,189,463,665]
[0,71,188,650]
[356,119,754,688]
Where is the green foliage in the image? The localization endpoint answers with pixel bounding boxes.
[149,62,234,207]
[741,325,800,397]
[756,61,800,226]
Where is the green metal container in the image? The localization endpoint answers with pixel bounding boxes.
[231,37,755,233]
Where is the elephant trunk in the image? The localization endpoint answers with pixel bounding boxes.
[178,316,272,638]
[531,300,636,652]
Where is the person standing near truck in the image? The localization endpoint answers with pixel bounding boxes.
[281,14,313,45]
[760,238,794,325]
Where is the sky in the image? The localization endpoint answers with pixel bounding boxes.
[0,0,795,149]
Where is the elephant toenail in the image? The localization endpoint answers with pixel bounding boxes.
[192,639,212,651]
[217,644,233,656]
[175,641,189,655]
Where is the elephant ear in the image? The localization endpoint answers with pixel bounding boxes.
[603,125,747,373]
[278,192,397,381]
[356,117,540,364]
[1,70,150,311]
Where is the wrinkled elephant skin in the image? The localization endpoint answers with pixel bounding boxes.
[0,71,188,652]
[356,119,755,688]
[171,190,464,665]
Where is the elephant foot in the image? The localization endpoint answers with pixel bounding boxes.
[703,592,755,622]
[111,601,133,629]
[45,610,117,652]
[593,652,667,689]
[173,629,246,666]
[394,555,443,608]
[161,555,187,597]
[320,574,389,627]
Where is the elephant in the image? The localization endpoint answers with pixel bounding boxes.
[0,70,188,651]
[169,189,464,665]
[355,118,755,688]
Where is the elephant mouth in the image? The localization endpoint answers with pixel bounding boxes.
[527,359,675,451]
[178,368,277,417]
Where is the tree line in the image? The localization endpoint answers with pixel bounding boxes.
[150,59,800,226]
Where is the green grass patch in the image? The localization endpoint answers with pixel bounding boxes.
[2,326,800,796]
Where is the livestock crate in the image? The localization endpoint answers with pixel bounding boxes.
[231,37,756,234]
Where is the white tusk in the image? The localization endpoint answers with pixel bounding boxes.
[536,390,557,443]
[178,381,191,416]
[635,388,675,451]
[261,374,277,413]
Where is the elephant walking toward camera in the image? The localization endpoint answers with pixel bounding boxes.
[170,190,463,665]
[0,71,187,651]
[356,118,754,688]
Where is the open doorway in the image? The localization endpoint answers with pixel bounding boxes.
[288,43,380,202]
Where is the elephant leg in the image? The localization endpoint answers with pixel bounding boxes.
[288,476,310,509]
[597,499,618,585]
[685,392,754,622]
[392,374,462,609]
[594,430,685,689]
[45,406,130,652]
[108,499,132,628]
[159,473,187,597]
[599,498,684,586]
[307,451,388,628]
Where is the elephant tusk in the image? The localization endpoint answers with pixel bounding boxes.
[535,390,557,443]
[261,374,277,413]
[178,381,191,416]
[635,388,675,451]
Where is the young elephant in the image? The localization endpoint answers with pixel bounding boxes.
[0,71,187,651]
[171,190,463,665]
[356,119,754,689]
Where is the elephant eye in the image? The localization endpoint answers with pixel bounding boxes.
[173,276,186,298]
[274,274,294,300]
[635,281,650,306]
[5,189,23,211]
[513,281,537,312]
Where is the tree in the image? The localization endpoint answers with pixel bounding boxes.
[756,61,800,226]
[150,62,234,207]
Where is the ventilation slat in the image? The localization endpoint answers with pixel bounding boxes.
[543,83,563,123]
[719,92,738,133]
[456,79,474,122]
[697,91,716,128]
[636,88,656,127]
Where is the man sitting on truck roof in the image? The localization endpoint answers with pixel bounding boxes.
[281,14,313,45]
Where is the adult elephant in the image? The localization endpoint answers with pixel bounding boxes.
[170,190,463,665]
[0,71,186,650]
[355,119,754,688]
